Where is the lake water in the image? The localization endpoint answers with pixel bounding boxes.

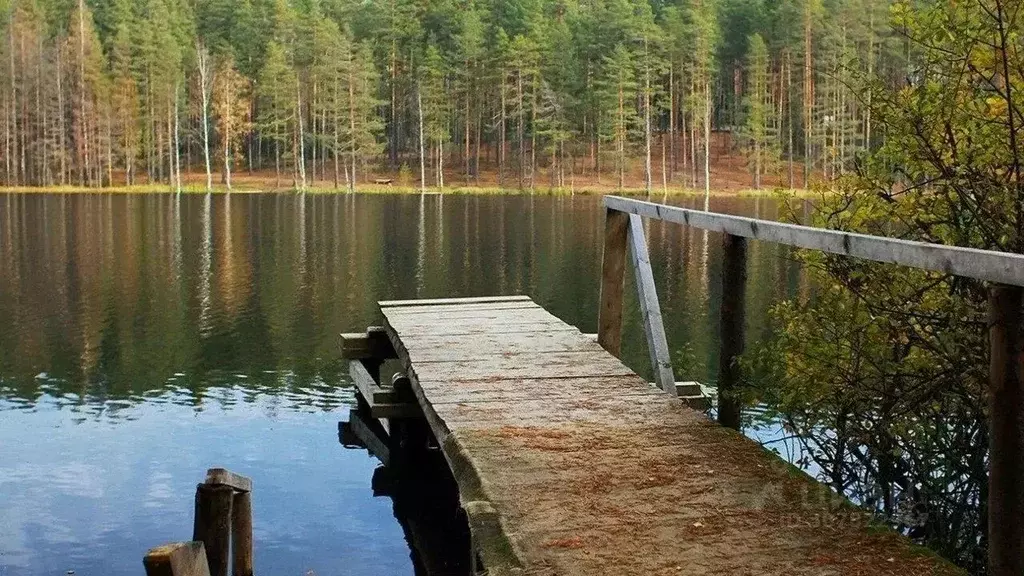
[0,192,802,575]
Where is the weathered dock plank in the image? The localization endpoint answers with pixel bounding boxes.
[387,308,562,326]
[420,375,663,405]
[379,297,962,576]
[394,322,577,338]
[382,300,542,316]
[413,351,636,382]
[393,331,604,361]
[379,295,532,307]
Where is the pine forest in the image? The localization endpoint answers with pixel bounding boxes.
[0,0,911,192]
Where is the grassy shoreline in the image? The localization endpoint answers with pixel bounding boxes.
[0,183,814,198]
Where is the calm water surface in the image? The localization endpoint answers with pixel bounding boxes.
[0,193,802,575]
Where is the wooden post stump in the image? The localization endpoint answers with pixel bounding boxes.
[143,542,212,576]
[146,469,253,576]
[231,491,254,576]
[193,484,234,576]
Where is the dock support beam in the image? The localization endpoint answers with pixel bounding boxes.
[598,208,629,356]
[717,233,746,430]
[988,284,1024,576]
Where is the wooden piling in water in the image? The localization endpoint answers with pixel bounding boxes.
[988,284,1024,576]
[145,469,253,576]
[231,491,254,576]
[193,484,233,576]
[143,542,211,576]
[717,233,747,430]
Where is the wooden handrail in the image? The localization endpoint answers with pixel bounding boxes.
[599,194,1024,576]
[604,195,1024,286]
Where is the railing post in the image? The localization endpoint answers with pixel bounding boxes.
[717,233,747,430]
[988,284,1024,576]
[598,208,629,356]
[626,214,676,393]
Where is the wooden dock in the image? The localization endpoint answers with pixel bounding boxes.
[345,295,959,576]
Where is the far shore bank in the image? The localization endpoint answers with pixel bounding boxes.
[0,183,814,198]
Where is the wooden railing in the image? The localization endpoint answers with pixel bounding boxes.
[597,195,1024,576]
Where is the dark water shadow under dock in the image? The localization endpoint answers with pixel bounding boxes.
[340,406,475,576]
